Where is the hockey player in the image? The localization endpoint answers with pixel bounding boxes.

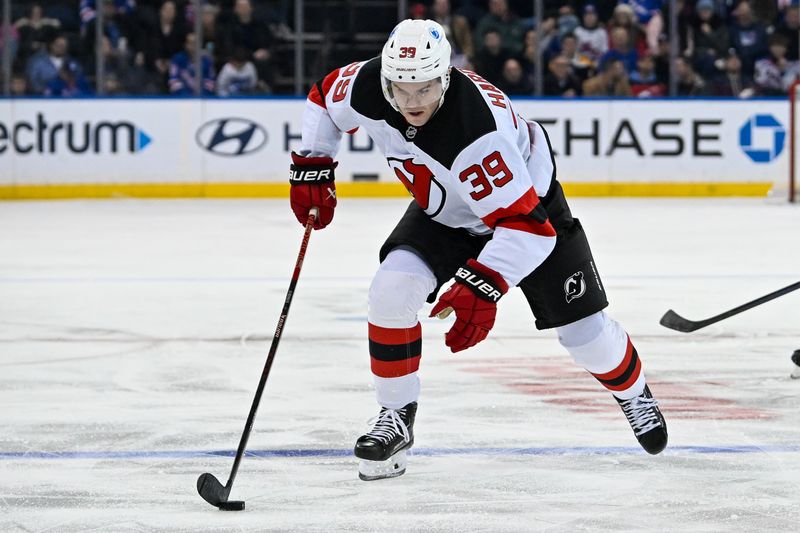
[288,19,668,481]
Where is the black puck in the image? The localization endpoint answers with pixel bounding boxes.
[792,349,800,366]
[218,500,245,511]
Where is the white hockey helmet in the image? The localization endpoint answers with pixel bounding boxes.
[380,19,452,112]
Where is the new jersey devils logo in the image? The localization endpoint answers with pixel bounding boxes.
[387,157,446,217]
[564,271,586,303]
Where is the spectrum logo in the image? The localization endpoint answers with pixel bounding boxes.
[0,113,152,155]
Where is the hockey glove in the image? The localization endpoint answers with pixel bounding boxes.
[430,259,509,353]
[289,152,338,230]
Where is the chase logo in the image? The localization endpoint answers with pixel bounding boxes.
[196,118,267,156]
[739,114,785,163]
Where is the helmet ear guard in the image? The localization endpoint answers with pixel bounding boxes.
[380,19,452,112]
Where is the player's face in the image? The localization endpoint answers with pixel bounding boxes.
[391,80,443,126]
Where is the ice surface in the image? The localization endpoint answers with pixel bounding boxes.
[1,198,799,532]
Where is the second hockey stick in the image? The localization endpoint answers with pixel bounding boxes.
[197,208,318,511]
[659,280,800,333]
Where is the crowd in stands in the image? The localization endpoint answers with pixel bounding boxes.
[1,0,799,98]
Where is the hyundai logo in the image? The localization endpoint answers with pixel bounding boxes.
[196,118,267,156]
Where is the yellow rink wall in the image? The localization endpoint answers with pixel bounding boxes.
[0,181,773,200]
[0,97,787,199]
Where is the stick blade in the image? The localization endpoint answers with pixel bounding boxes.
[197,473,230,508]
[659,309,700,333]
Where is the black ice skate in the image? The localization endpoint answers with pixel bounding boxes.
[615,385,668,455]
[354,402,417,481]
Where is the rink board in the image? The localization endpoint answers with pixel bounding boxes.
[0,97,787,198]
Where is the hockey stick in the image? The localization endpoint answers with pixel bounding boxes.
[197,208,318,511]
[659,280,800,333]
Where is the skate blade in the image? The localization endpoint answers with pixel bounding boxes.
[358,450,408,481]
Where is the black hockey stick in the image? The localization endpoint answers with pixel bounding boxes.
[197,208,318,511]
[660,280,800,333]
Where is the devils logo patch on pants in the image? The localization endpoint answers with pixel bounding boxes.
[564,271,586,303]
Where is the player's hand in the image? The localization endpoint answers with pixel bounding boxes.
[430,259,509,353]
[289,152,338,230]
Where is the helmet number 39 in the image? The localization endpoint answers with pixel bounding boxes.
[399,47,417,58]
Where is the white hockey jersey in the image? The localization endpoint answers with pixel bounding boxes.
[300,58,559,286]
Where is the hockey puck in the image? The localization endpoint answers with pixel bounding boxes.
[218,500,245,511]
[791,350,800,379]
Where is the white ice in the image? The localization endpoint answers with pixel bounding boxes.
[1,198,799,532]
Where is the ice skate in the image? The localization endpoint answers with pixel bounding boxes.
[615,385,668,454]
[354,402,416,481]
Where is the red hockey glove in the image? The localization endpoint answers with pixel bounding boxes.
[430,259,509,353]
[289,152,338,230]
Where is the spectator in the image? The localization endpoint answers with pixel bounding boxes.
[775,3,800,61]
[145,1,186,78]
[686,0,729,76]
[474,0,525,56]
[26,34,72,94]
[474,30,510,86]
[729,0,768,78]
[44,60,93,97]
[574,4,608,70]
[216,47,260,96]
[200,3,221,60]
[754,34,800,95]
[497,58,533,95]
[582,58,632,96]
[0,17,18,66]
[409,2,427,20]
[80,0,137,56]
[10,70,30,96]
[711,50,755,97]
[519,28,539,87]
[559,32,590,81]
[168,32,215,95]
[431,0,474,69]
[600,27,639,74]
[675,56,708,96]
[221,0,274,86]
[653,32,671,85]
[14,3,61,63]
[544,54,582,96]
[80,0,137,31]
[98,34,162,95]
[621,0,664,55]
[630,52,666,96]
[608,3,641,53]
[556,5,580,39]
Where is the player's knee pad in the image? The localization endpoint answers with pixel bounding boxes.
[368,249,437,328]
[557,311,627,373]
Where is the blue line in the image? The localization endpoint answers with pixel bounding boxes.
[2,445,799,461]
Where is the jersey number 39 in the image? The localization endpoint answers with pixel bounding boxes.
[458,151,513,201]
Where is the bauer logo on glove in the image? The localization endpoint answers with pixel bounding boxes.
[454,266,504,302]
[289,168,334,182]
[430,259,509,353]
[288,151,338,230]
